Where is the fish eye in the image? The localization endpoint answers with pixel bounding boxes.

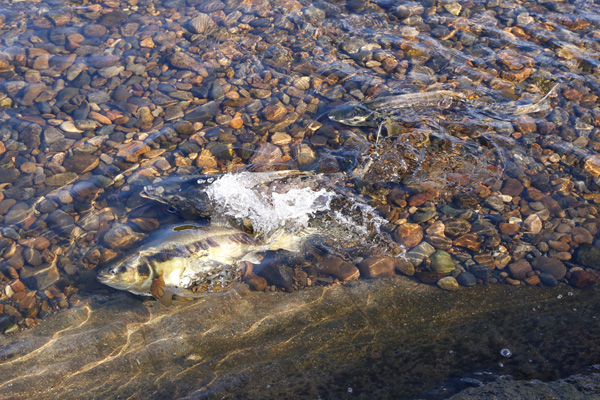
[167,206,178,213]
[108,268,116,275]
[171,195,181,203]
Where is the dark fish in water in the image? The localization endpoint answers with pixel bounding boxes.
[97,222,310,305]
[328,84,559,127]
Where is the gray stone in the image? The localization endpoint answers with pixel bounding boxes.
[456,271,477,287]
[406,241,435,266]
[576,243,600,270]
[531,256,567,280]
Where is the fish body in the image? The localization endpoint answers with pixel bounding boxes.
[97,222,308,304]
[328,85,558,127]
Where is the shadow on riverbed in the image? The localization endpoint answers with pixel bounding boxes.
[0,278,598,399]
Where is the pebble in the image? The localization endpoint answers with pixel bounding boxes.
[429,251,455,274]
[394,223,423,249]
[437,276,459,291]
[189,14,215,34]
[508,259,532,280]
[456,272,477,287]
[523,214,543,234]
[568,270,596,288]
[63,154,99,174]
[575,244,600,270]
[103,225,145,250]
[406,242,435,266]
[539,273,558,287]
[244,272,268,291]
[258,263,295,292]
[531,257,567,280]
[317,255,360,281]
[357,257,395,279]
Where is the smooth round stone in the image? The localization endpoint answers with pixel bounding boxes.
[63,154,99,174]
[539,273,558,287]
[430,250,455,274]
[531,256,567,280]
[20,162,37,174]
[437,276,460,291]
[456,271,477,287]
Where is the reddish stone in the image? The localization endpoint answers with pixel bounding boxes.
[453,234,482,252]
[508,259,532,280]
[499,222,520,236]
[394,223,423,249]
[569,270,596,288]
[357,257,395,279]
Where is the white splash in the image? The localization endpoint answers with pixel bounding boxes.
[205,172,334,235]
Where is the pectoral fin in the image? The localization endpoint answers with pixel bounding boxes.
[151,276,173,306]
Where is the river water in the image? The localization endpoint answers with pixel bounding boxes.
[0,0,599,398]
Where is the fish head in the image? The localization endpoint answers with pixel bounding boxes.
[97,254,153,292]
[328,103,374,126]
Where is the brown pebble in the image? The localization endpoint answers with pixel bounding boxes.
[244,272,268,291]
[10,280,26,292]
[20,162,37,174]
[393,223,423,249]
[524,275,541,286]
[569,270,596,288]
[357,257,395,279]
[317,255,360,281]
[508,259,532,279]
[499,222,520,236]
[453,234,482,252]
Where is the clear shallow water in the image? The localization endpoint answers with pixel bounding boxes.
[0,0,599,398]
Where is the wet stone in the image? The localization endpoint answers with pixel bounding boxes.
[23,248,42,266]
[63,154,99,174]
[484,195,505,212]
[531,257,567,280]
[444,219,471,237]
[4,202,29,224]
[539,273,558,287]
[45,173,78,187]
[395,258,415,276]
[258,263,295,292]
[508,259,532,280]
[394,223,423,250]
[470,265,492,281]
[453,234,481,252]
[244,272,267,291]
[47,209,75,235]
[456,271,477,287]
[0,168,20,184]
[430,251,455,274]
[437,276,459,291]
[103,225,145,250]
[575,244,600,270]
[185,101,219,123]
[317,255,360,281]
[406,242,435,266]
[569,270,596,288]
[523,214,543,234]
[357,257,395,279]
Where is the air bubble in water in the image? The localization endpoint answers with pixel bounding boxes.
[348,388,353,393]
[557,294,563,299]
[500,348,512,357]
[568,292,573,296]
